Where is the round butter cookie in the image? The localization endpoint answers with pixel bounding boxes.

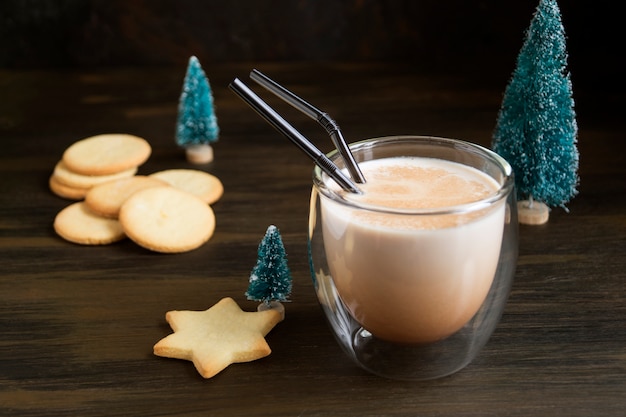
[53,160,137,189]
[54,202,126,245]
[49,175,89,200]
[62,133,151,175]
[85,175,168,218]
[149,169,223,205]
[119,186,215,253]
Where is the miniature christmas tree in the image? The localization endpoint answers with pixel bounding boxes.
[492,0,579,225]
[176,56,219,164]
[246,225,292,318]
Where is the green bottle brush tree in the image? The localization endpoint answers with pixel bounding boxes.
[176,56,219,164]
[492,0,579,225]
[246,225,292,320]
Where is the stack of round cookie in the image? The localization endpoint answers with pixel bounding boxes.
[51,134,223,253]
[49,134,152,200]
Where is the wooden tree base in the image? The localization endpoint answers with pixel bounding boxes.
[257,301,285,321]
[185,144,214,164]
[517,200,550,225]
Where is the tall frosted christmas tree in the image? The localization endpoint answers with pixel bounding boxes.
[246,225,292,319]
[492,0,579,225]
[176,56,219,164]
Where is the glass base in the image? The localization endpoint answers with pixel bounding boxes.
[314,264,508,381]
[350,327,479,381]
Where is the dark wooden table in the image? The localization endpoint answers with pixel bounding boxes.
[1,63,624,416]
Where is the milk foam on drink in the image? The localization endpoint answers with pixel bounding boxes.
[320,156,506,344]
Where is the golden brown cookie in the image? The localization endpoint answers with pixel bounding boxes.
[153,297,282,379]
[62,133,151,176]
[149,169,223,205]
[53,160,137,190]
[53,202,126,245]
[85,175,168,218]
[49,175,89,200]
[119,186,216,253]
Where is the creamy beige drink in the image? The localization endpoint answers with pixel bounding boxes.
[320,156,506,344]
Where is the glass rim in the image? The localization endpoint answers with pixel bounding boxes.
[312,135,515,216]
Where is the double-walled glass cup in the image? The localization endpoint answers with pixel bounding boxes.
[308,136,518,380]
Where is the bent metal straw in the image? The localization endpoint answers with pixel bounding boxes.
[249,69,366,184]
[229,78,362,194]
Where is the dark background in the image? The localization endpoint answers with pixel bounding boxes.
[0,0,620,92]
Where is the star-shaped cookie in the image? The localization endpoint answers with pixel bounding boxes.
[153,297,282,378]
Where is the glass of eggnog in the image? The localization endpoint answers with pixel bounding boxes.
[308,136,518,380]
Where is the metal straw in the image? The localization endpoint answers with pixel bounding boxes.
[249,69,366,184]
[229,78,362,194]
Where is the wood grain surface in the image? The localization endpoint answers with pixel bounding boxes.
[0,63,624,416]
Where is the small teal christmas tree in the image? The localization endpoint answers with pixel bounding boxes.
[492,0,579,225]
[246,225,292,317]
[176,56,219,164]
